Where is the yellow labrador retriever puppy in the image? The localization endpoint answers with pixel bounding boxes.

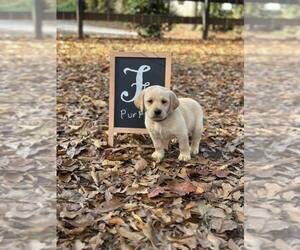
[134,85,203,162]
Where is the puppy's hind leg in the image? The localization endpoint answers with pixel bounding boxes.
[162,138,170,150]
[191,121,203,155]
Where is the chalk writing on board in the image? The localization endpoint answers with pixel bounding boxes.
[120,109,143,120]
[120,65,151,103]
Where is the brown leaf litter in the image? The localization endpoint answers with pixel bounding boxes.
[57,37,244,249]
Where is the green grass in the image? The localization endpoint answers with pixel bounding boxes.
[0,0,32,11]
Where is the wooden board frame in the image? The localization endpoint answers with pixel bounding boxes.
[108,52,172,146]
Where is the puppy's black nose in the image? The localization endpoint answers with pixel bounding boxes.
[154,109,162,116]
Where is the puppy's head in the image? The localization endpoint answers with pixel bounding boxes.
[134,85,179,121]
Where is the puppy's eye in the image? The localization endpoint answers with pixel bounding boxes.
[147,99,153,104]
[162,100,167,104]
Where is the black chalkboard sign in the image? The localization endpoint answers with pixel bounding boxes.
[108,52,171,146]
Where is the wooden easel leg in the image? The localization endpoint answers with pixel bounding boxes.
[108,130,114,147]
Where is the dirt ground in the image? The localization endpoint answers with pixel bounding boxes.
[57,37,244,249]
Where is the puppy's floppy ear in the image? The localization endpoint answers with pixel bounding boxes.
[134,90,145,112]
[169,91,179,113]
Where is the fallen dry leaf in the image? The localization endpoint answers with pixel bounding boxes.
[120,237,133,250]
[148,182,197,198]
[188,168,209,177]
[228,239,241,250]
[141,222,160,249]
[133,157,147,172]
[167,235,197,248]
[166,182,197,196]
[89,232,104,250]
[117,226,144,241]
[148,186,166,198]
[107,217,125,225]
[94,198,123,213]
[214,169,229,178]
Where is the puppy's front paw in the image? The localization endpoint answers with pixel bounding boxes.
[191,146,199,155]
[178,153,191,161]
[152,151,164,162]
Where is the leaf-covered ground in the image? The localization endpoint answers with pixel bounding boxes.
[57,38,244,249]
[245,38,300,249]
[0,39,56,249]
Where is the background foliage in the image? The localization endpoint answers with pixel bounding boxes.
[123,0,171,38]
[57,0,76,11]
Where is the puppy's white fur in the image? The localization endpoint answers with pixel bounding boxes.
[134,85,203,162]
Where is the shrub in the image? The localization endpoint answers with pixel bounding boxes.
[57,0,76,11]
[85,0,117,13]
[124,0,171,38]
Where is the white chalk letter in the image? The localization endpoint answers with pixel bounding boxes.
[120,65,151,103]
[120,109,126,119]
